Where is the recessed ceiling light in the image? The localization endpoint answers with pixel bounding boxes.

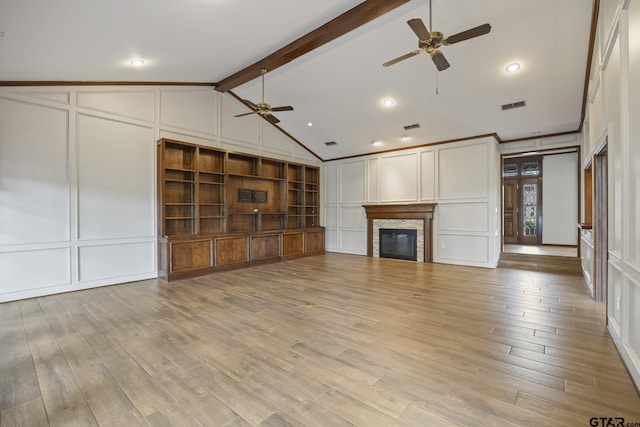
[400,135,410,142]
[130,59,145,66]
[372,140,383,146]
[506,63,520,72]
[306,122,313,127]
[383,98,395,107]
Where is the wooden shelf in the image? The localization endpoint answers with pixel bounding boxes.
[158,138,324,280]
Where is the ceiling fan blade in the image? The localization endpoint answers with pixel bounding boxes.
[407,18,431,41]
[235,111,258,117]
[383,50,421,67]
[264,114,280,124]
[431,51,450,71]
[270,106,294,112]
[243,99,258,109]
[445,23,491,45]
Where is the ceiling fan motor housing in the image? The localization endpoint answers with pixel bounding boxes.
[419,31,444,55]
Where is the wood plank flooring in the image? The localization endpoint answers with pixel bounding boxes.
[1,253,639,426]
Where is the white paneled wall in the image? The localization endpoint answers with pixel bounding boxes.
[542,153,579,245]
[324,136,500,268]
[581,0,640,389]
[379,153,418,202]
[0,86,319,302]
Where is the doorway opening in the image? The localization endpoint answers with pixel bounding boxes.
[501,149,579,258]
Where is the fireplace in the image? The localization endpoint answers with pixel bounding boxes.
[379,228,417,261]
[362,203,437,262]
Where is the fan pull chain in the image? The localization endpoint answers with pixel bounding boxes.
[430,0,438,96]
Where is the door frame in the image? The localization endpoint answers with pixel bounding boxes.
[593,141,608,303]
[500,146,581,253]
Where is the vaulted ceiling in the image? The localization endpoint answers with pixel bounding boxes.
[0,0,595,160]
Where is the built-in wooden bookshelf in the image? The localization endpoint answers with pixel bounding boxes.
[157,138,324,280]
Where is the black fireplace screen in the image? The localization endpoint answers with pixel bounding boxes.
[379,228,418,261]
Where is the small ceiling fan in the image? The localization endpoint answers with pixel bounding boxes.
[383,0,491,71]
[235,68,293,124]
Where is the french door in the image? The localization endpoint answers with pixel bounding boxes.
[519,177,542,245]
[503,156,543,245]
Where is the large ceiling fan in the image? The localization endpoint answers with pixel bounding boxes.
[234,68,293,124]
[383,0,491,71]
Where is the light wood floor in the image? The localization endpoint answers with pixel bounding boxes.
[503,244,578,257]
[2,254,639,426]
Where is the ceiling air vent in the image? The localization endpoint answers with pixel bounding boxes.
[501,100,527,111]
[324,141,337,146]
[403,123,421,130]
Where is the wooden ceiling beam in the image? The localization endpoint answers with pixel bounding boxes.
[214,0,410,92]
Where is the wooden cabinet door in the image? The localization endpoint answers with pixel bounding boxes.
[503,180,518,244]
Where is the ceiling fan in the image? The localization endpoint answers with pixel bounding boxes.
[235,68,293,124]
[383,0,491,71]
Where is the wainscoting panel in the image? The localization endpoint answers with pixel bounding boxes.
[77,114,154,240]
[293,144,319,164]
[325,229,338,251]
[262,123,294,157]
[158,130,219,148]
[339,230,367,253]
[581,232,594,297]
[340,206,366,228]
[340,160,366,203]
[17,91,70,105]
[160,89,217,136]
[77,90,155,123]
[380,153,418,202]
[324,206,339,228]
[437,234,489,264]
[438,142,489,200]
[630,278,640,366]
[609,261,624,334]
[78,241,155,282]
[0,99,70,245]
[605,36,623,257]
[324,164,339,204]
[0,247,71,296]
[420,150,436,201]
[368,158,379,202]
[437,202,489,233]
[220,93,259,146]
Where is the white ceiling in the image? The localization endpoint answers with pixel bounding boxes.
[0,0,594,160]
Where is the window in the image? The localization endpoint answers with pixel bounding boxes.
[521,161,540,176]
